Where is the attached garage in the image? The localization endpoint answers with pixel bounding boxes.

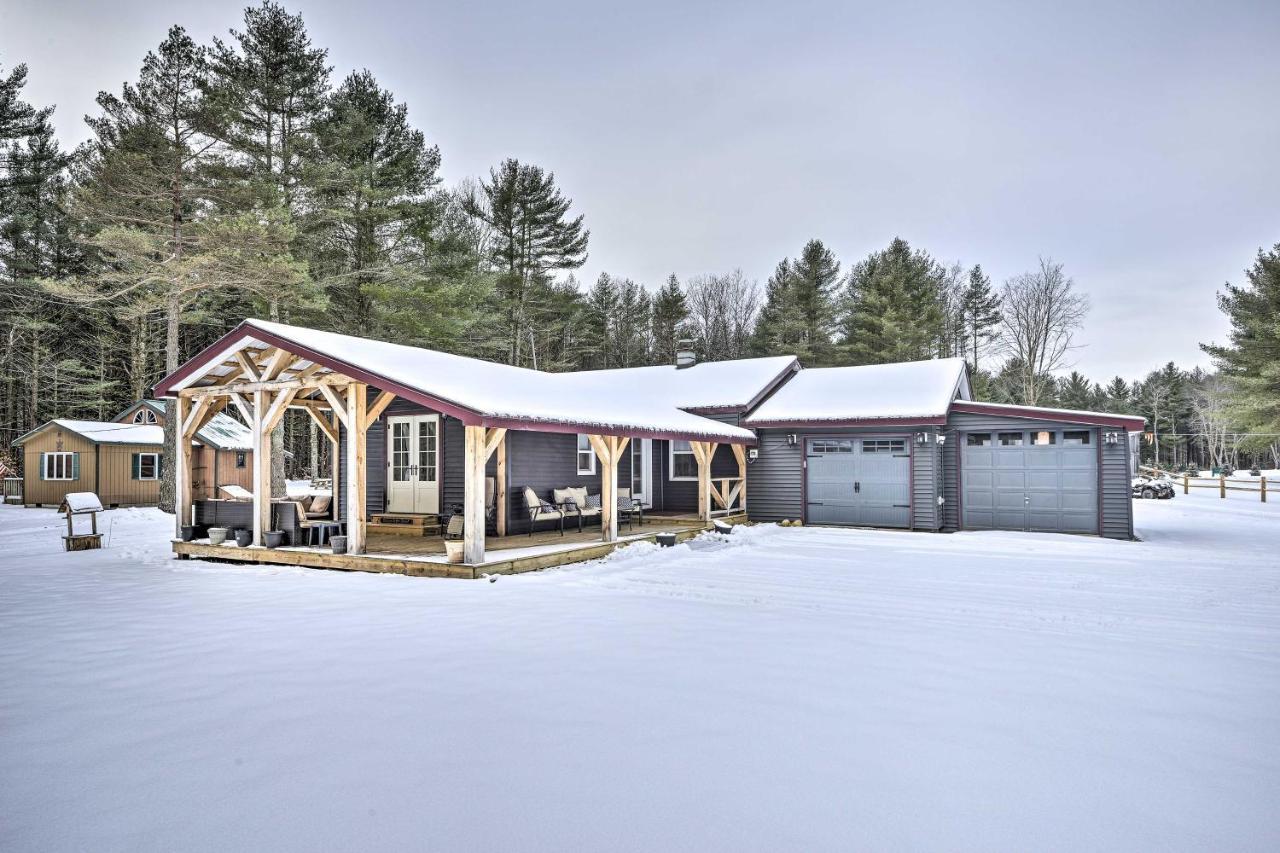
[805,436,911,528]
[960,427,1098,534]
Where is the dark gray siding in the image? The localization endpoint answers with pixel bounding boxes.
[746,425,937,529]
[941,430,960,531]
[745,429,804,523]
[1100,429,1134,540]
[944,412,1133,540]
[658,412,743,513]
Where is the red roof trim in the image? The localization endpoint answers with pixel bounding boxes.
[949,400,1145,430]
[747,415,948,429]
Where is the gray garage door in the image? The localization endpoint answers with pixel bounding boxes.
[805,437,911,528]
[962,428,1098,533]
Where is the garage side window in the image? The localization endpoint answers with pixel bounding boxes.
[1062,430,1091,445]
[998,432,1024,446]
[1031,430,1057,445]
[966,433,991,446]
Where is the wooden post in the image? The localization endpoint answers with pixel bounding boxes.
[496,433,508,537]
[463,424,486,564]
[1220,475,1226,499]
[329,415,341,521]
[1183,473,1189,495]
[252,389,269,546]
[1262,476,1267,503]
[346,384,368,555]
[174,394,191,538]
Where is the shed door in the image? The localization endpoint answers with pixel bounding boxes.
[805,437,911,528]
[961,429,1097,533]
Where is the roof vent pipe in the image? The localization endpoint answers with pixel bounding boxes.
[675,340,696,369]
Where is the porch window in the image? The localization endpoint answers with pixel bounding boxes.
[576,434,596,475]
[133,452,161,480]
[1062,430,1091,445]
[43,452,77,481]
[670,440,697,480]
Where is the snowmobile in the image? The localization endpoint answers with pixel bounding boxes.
[1131,475,1175,500]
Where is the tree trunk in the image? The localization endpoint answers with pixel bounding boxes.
[159,295,181,513]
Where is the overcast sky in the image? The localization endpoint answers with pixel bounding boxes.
[4,0,1278,380]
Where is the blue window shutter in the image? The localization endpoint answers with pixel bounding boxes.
[132,453,140,480]
[71,453,80,481]
[39,452,46,481]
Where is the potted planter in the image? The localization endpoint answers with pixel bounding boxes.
[655,532,677,548]
[234,528,253,547]
[179,524,197,542]
[443,539,465,563]
[264,530,286,548]
[330,535,347,555]
[208,527,228,545]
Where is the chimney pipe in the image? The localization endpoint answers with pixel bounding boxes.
[675,339,696,369]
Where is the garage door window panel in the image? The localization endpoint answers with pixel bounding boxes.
[999,432,1025,446]
[1062,430,1091,445]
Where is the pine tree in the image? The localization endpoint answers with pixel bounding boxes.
[839,237,946,364]
[790,239,840,364]
[1103,377,1133,412]
[464,158,588,367]
[650,273,688,365]
[1202,245,1280,443]
[307,69,442,333]
[751,258,802,356]
[1058,370,1095,410]
[583,272,620,367]
[959,264,1001,371]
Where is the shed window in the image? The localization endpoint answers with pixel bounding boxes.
[998,432,1025,446]
[810,440,853,454]
[1032,431,1056,446]
[670,440,697,480]
[1062,430,1091,445]
[235,451,247,469]
[862,439,906,454]
[132,408,158,425]
[576,434,596,475]
[133,452,161,481]
[43,452,77,481]
[966,433,991,447]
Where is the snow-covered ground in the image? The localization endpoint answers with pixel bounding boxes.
[1,492,1277,852]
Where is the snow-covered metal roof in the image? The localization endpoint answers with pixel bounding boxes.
[745,358,970,426]
[195,413,253,451]
[14,419,166,446]
[155,319,772,443]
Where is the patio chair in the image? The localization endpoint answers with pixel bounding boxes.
[445,477,497,540]
[617,488,644,532]
[522,486,567,537]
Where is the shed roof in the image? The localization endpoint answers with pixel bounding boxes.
[115,399,254,450]
[14,419,165,446]
[154,319,772,443]
[745,358,971,426]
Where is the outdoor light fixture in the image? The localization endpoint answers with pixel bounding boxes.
[936,434,947,446]
[786,434,797,446]
[916,432,931,445]
[747,448,759,462]
[1105,431,1120,446]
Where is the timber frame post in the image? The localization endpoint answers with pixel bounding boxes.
[462,425,507,564]
[252,388,269,545]
[689,441,718,522]
[345,383,368,555]
[588,434,631,542]
[174,395,190,537]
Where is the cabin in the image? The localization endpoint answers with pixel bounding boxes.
[152,319,1143,578]
[11,400,253,508]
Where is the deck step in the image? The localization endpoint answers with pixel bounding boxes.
[369,514,442,537]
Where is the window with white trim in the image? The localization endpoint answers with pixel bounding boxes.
[669,439,698,480]
[135,452,160,480]
[576,434,596,475]
[44,452,76,480]
[132,408,158,425]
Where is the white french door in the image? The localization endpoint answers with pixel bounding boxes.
[630,438,653,507]
[386,414,440,514]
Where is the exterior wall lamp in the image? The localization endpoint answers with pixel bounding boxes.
[916,432,931,445]
[786,434,797,447]
[1105,431,1120,446]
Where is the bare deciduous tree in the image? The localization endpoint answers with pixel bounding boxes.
[683,269,760,361]
[998,258,1090,405]
[1191,377,1233,470]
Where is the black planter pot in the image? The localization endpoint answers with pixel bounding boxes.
[233,529,253,547]
[656,532,677,548]
[264,531,285,548]
[179,525,197,542]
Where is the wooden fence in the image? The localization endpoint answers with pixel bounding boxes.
[1140,466,1267,502]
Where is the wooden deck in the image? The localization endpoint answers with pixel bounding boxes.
[172,513,737,579]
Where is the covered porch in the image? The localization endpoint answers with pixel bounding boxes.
[157,319,755,575]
